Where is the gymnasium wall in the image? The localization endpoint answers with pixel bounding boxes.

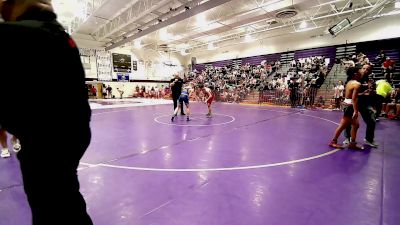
[99,81,170,99]
[191,14,400,64]
[76,45,188,82]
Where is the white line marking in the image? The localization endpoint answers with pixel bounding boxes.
[298,114,340,125]
[154,114,236,127]
[92,109,137,116]
[242,107,340,125]
[79,149,341,172]
[140,200,173,218]
[84,105,342,172]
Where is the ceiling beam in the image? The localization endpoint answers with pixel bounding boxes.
[92,0,172,41]
[151,11,163,16]
[105,0,233,50]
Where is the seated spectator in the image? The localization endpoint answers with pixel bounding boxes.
[385,88,400,119]
[375,50,387,66]
[383,57,395,77]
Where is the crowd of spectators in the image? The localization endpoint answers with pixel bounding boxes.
[187,56,329,105]
[336,50,399,120]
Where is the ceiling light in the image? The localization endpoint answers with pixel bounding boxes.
[244,33,254,43]
[295,26,320,33]
[196,13,207,27]
[159,28,171,41]
[299,21,308,29]
[207,43,217,50]
[395,0,400,9]
[134,40,142,49]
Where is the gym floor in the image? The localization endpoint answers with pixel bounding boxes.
[1,101,399,225]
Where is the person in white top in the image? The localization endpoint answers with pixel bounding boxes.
[333,80,344,110]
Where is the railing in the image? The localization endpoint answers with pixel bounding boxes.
[259,87,323,108]
[135,87,329,108]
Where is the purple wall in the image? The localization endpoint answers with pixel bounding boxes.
[241,55,266,66]
[356,38,400,64]
[294,46,336,68]
[193,64,206,72]
[192,37,400,72]
[264,53,281,62]
[212,60,233,68]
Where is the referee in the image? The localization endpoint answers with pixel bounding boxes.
[170,74,185,115]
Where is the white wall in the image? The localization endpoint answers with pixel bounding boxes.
[74,41,189,81]
[101,81,169,98]
[190,14,400,64]
[130,48,189,81]
[81,55,98,79]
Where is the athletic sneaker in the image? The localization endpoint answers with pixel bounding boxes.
[187,117,190,121]
[12,139,21,153]
[348,142,364,150]
[343,138,350,145]
[206,113,212,118]
[329,140,344,149]
[1,148,11,158]
[364,139,378,148]
[171,116,175,122]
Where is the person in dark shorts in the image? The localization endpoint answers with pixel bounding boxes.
[329,65,366,150]
[170,74,185,115]
[171,85,193,122]
[343,64,378,148]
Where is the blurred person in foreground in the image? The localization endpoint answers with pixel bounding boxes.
[0,0,93,224]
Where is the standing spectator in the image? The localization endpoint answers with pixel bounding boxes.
[117,87,124,99]
[288,79,298,108]
[90,85,97,98]
[0,0,93,224]
[102,84,107,99]
[333,81,344,110]
[106,85,113,98]
[170,74,185,115]
[155,86,160,99]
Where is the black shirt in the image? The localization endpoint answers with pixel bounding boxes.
[0,10,91,140]
[170,77,184,95]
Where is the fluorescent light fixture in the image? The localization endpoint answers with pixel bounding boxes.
[244,33,254,43]
[295,26,320,33]
[328,18,351,36]
[159,28,171,41]
[196,13,207,27]
[299,21,308,29]
[395,0,400,9]
[258,0,284,11]
[207,43,217,50]
[312,0,345,8]
[369,9,400,18]
[134,39,142,49]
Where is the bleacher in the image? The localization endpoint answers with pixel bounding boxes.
[316,64,347,107]
[357,38,400,88]
[366,49,400,88]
